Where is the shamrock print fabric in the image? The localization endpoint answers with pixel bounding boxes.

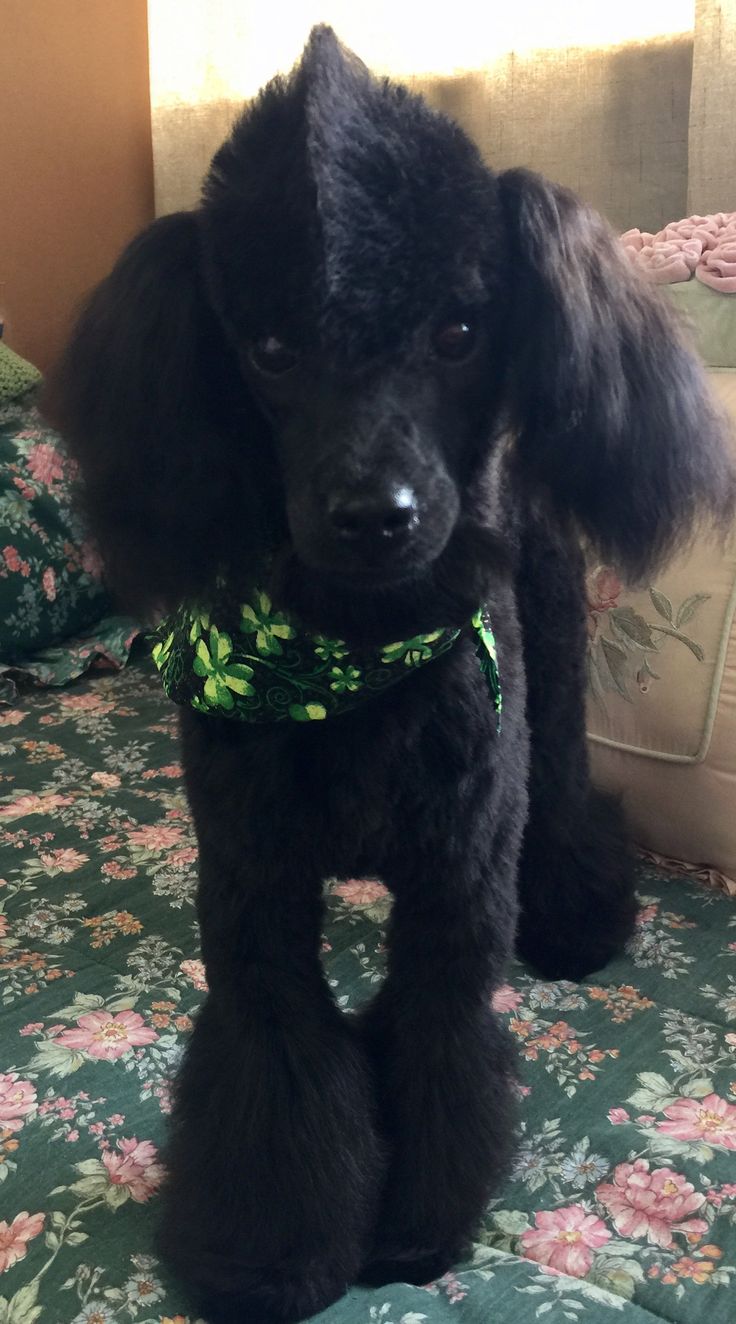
[152,593,502,725]
[1,658,736,1323]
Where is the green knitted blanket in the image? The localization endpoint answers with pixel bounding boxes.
[0,342,42,404]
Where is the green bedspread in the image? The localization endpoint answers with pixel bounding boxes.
[1,659,735,1324]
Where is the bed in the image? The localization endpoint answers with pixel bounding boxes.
[2,654,736,1324]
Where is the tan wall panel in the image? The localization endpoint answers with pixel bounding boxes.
[0,0,154,373]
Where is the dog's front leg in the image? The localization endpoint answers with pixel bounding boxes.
[157,716,384,1324]
[515,515,639,980]
[359,830,520,1287]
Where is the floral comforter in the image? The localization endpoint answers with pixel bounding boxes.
[1,659,735,1324]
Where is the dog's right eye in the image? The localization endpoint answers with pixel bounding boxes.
[248,337,299,376]
[432,320,477,363]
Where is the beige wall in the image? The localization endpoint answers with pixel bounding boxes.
[0,0,154,373]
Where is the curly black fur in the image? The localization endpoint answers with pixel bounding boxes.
[47,26,735,1324]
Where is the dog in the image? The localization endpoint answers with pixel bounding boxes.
[49,25,735,1324]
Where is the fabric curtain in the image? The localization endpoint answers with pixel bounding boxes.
[147,0,734,231]
[688,0,736,213]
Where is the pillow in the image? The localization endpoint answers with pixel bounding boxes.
[0,351,139,695]
[0,388,114,657]
[586,369,736,882]
[666,281,736,369]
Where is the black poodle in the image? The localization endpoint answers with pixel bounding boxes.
[49,26,735,1324]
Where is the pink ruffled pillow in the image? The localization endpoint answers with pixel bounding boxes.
[696,235,736,294]
[622,214,736,291]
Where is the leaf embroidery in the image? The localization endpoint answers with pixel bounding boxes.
[588,576,710,713]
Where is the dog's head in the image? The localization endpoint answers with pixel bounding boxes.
[49,26,734,635]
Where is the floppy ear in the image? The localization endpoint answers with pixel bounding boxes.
[498,169,735,580]
[45,212,278,615]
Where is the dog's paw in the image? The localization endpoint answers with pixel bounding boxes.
[189,1264,353,1324]
[159,995,384,1320]
[516,899,637,981]
[187,1265,352,1318]
[359,1243,463,1289]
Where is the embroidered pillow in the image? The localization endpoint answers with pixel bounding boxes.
[0,384,139,693]
[586,370,736,884]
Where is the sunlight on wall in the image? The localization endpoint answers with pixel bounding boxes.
[148,0,695,107]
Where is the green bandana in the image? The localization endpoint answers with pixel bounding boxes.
[152,591,501,727]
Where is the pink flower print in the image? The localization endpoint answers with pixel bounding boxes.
[0,709,26,727]
[142,763,183,780]
[521,1204,611,1276]
[26,442,64,486]
[102,1137,164,1201]
[180,958,208,991]
[101,861,137,880]
[586,565,623,613]
[59,692,114,713]
[12,476,35,500]
[0,1211,45,1272]
[637,904,658,926]
[39,848,89,873]
[492,984,524,1013]
[0,1074,37,1131]
[79,539,104,579]
[608,1108,630,1125]
[19,1022,43,1037]
[3,546,23,573]
[91,772,121,789]
[56,1010,158,1060]
[168,846,198,867]
[657,1094,736,1149]
[128,824,184,850]
[41,566,56,601]
[155,1081,173,1114]
[0,792,72,820]
[332,879,389,905]
[596,1160,707,1248]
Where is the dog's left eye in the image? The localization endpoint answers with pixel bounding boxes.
[248,337,299,376]
[433,320,477,363]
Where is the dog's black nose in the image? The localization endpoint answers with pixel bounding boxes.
[328,485,418,541]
